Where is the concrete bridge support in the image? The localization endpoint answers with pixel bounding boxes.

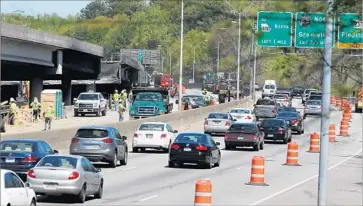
[62,78,72,106]
[30,76,43,103]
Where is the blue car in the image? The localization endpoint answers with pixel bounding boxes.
[0,139,58,176]
[276,111,304,134]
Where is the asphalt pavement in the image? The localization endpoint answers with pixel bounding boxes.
[35,96,362,206]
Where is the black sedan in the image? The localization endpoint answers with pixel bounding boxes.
[0,139,58,178]
[259,119,292,143]
[276,111,304,134]
[168,132,221,169]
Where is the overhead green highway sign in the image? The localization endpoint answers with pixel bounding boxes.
[338,13,363,49]
[257,11,293,47]
[295,12,335,48]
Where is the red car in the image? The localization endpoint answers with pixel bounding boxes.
[224,123,265,151]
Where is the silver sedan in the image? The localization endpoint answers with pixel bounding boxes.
[27,154,103,203]
[204,112,235,134]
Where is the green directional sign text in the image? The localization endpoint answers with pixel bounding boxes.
[295,12,335,48]
[257,11,293,47]
[338,13,363,49]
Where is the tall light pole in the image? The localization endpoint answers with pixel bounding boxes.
[193,46,196,83]
[232,13,242,100]
[178,0,184,112]
[217,43,220,73]
[252,23,257,102]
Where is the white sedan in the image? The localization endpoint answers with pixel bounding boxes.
[1,169,37,206]
[132,122,178,153]
[229,108,256,123]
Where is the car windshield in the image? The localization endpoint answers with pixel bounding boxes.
[261,120,285,127]
[309,95,322,100]
[293,86,305,90]
[0,141,35,153]
[229,124,256,133]
[305,89,316,94]
[277,112,299,118]
[135,93,162,101]
[274,94,288,99]
[307,100,321,105]
[75,129,108,138]
[208,113,229,119]
[256,99,275,105]
[183,96,204,103]
[78,93,99,100]
[38,156,78,169]
[139,124,164,131]
[230,109,250,114]
[174,134,209,144]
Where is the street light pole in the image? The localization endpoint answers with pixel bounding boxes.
[178,0,184,112]
[193,46,196,83]
[236,13,241,101]
[252,28,257,102]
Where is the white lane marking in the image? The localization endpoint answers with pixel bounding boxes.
[138,194,159,202]
[122,166,136,171]
[249,148,363,206]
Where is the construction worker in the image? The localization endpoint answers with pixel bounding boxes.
[113,90,120,111]
[121,89,127,109]
[9,98,18,125]
[203,89,210,105]
[118,100,126,122]
[30,97,41,122]
[43,104,55,131]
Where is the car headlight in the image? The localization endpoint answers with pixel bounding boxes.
[74,103,79,107]
[93,103,98,108]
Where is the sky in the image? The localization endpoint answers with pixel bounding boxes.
[1,1,92,17]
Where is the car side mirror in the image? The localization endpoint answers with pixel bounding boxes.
[216,142,221,146]
[53,150,59,154]
[173,130,178,133]
[96,168,101,173]
[122,136,127,141]
[175,100,179,104]
[73,98,77,102]
[25,182,31,187]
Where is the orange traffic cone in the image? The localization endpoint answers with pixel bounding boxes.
[245,156,269,186]
[329,124,337,142]
[283,142,302,166]
[308,133,320,153]
[338,120,349,137]
[194,179,212,206]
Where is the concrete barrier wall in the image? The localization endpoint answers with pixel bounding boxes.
[2,97,252,152]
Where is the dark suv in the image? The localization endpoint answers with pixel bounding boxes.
[291,86,305,98]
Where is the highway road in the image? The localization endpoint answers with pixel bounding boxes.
[34,96,362,205]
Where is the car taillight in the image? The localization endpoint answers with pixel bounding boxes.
[252,135,257,139]
[259,127,264,131]
[170,144,180,150]
[28,169,36,178]
[284,99,288,102]
[204,120,208,125]
[245,116,252,119]
[71,138,79,143]
[103,138,113,144]
[133,133,138,138]
[68,171,80,180]
[225,121,231,126]
[278,127,286,133]
[161,133,167,138]
[291,120,298,125]
[195,145,208,151]
[23,156,37,163]
[224,133,228,140]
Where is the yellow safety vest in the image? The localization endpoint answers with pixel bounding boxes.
[10,102,17,114]
[118,104,125,113]
[121,92,127,100]
[30,101,41,110]
[113,93,120,101]
[44,107,55,118]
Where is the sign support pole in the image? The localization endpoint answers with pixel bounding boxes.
[317,0,333,205]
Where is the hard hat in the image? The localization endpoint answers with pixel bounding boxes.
[10,97,15,102]
[115,89,118,92]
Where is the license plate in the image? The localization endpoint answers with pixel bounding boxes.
[184,148,191,152]
[44,184,57,190]
[84,145,100,149]
[146,134,153,138]
[79,109,84,112]
[5,158,15,163]
[268,134,274,137]
[238,137,244,140]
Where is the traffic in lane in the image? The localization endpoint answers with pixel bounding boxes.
[33,96,362,206]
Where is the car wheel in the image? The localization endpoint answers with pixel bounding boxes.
[74,112,78,117]
[97,108,102,117]
[214,153,221,167]
[225,143,231,150]
[77,185,86,203]
[30,199,36,206]
[140,148,145,153]
[132,147,138,153]
[205,155,213,169]
[297,127,302,135]
[109,152,118,168]
[168,160,175,168]
[94,181,103,199]
[81,113,85,117]
[102,109,106,116]
[120,150,128,165]
[253,143,260,151]
[283,136,288,144]
[260,141,264,150]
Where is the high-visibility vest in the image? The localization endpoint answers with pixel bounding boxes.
[44,107,55,118]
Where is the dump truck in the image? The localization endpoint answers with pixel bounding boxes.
[354,87,362,113]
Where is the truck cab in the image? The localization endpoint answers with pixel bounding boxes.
[129,87,173,119]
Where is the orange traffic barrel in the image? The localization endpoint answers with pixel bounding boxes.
[339,121,349,136]
[336,99,342,109]
[245,156,269,186]
[283,142,301,166]
[330,96,336,106]
[194,179,212,206]
[308,133,320,153]
[329,124,337,142]
[342,113,350,122]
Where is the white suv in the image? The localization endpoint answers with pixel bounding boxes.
[74,92,108,117]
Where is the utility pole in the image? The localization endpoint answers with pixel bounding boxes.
[252,22,257,102]
[217,43,220,73]
[317,0,333,205]
[249,28,254,99]
[178,0,184,112]
[161,57,164,73]
[236,13,241,101]
[193,46,196,83]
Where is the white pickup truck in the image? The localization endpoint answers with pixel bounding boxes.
[73,92,108,117]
